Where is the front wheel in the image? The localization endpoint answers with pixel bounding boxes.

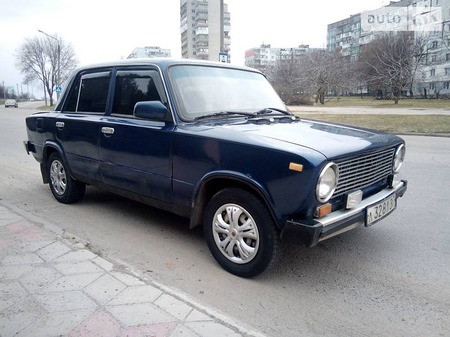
[203,188,280,278]
[48,153,85,204]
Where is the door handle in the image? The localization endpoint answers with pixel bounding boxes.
[55,121,65,129]
[101,127,115,135]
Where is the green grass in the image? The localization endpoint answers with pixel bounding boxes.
[299,114,450,134]
[320,97,450,109]
[37,105,55,110]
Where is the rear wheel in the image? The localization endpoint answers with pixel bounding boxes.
[48,153,85,204]
[203,188,280,278]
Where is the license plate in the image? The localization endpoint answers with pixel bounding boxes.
[366,194,397,226]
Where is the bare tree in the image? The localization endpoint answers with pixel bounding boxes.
[295,50,354,104]
[16,34,78,106]
[269,49,355,105]
[358,32,414,104]
[268,62,303,104]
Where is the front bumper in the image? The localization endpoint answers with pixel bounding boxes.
[24,140,31,154]
[281,180,408,247]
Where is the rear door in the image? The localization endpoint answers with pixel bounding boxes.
[56,70,111,182]
[98,68,174,202]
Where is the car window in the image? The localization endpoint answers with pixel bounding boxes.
[112,70,162,116]
[64,71,111,113]
[64,77,80,112]
[168,65,285,121]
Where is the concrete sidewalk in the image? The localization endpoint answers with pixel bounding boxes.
[0,202,264,337]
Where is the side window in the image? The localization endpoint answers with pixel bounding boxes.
[64,72,111,113]
[64,77,80,112]
[77,72,111,113]
[112,70,162,115]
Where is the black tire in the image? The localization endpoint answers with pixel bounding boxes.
[48,152,85,204]
[203,188,280,278]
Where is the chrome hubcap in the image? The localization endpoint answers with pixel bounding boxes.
[212,204,259,264]
[50,160,67,196]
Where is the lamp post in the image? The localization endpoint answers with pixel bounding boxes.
[38,30,61,101]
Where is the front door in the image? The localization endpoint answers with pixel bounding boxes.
[98,69,174,203]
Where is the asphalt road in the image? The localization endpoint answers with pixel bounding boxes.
[1,104,449,337]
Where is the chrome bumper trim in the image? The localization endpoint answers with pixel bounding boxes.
[318,180,406,228]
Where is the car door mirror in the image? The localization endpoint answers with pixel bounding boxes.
[133,101,171,122]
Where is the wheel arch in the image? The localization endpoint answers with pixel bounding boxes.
[189,171,280,230]
[40,141,70,184]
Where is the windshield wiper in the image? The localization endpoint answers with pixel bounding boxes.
[193,108,292,121]
[194,111,255,121]
[255,107,291,116]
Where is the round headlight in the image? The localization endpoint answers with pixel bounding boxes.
[393,144,406,173]
[316,162,339,203]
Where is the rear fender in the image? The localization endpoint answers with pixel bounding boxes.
[40,141,71,184]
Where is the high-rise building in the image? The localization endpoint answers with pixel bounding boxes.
[180,0,231,61]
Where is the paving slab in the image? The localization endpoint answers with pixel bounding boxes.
[108,285,163,305]
[37,241,72,261]
[107,302,175,327]
[43,272,104,292]
[84,273,127,305]
[53,260,104,275]
[21,266,61,292]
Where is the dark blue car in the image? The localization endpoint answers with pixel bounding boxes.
[24,59,407,277]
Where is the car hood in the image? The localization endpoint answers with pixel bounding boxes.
[216,118,402,159]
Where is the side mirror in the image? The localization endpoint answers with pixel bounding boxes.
[133,101,171,122]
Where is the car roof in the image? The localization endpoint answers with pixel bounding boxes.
[73,58,260,74]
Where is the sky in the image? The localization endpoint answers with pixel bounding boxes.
[0,0,389,95]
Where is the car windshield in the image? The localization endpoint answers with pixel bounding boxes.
[168,65,286,121]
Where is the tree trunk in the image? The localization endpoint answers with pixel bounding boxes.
[319,91,325,104]
[42,79,48,106]
[393,87,400,104]
[46,83,54,106]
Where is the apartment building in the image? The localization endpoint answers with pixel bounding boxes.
[244,44,322,74]
[127,46,171,59]
[327,14,362,61]
[327,0,450,96]
[244,44,280,73]
[180,0,231,61]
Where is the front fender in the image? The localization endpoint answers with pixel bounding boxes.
[189,170,280,229]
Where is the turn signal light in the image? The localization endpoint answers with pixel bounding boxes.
[316,203,332,218]
[289,162,303,172]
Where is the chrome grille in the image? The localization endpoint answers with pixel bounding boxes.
[334,148,395,197]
